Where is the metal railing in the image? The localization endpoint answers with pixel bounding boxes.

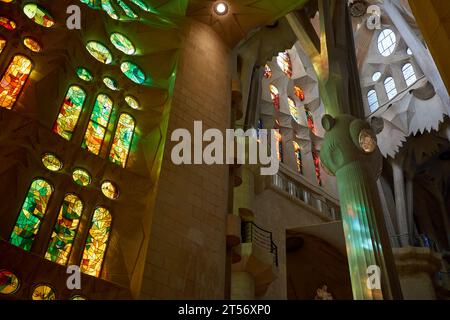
[270,173,341,221]
[241,221,278,267]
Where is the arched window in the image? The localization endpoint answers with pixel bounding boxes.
[294,86,305,101]
[53,86,87,140]
[273,128,283,162]
[312,147,321,186]
[109,114,135,167]
[377,29,396,57]
[367,90,379,112]
[116,0,139,19]
[269,84,279,111]
[0,55,32,109]
[101,0,119,20]
[10,179,53,251]
[23,3,55,28]
[402,63,417,87]
[276,51,292,78]
[82,94,113,155]
[263,64,272,79]
[0,36,6,54]
[45,194,83,266]
[304,106,316,134]
[292,141,302,174]
[81,207,112,277]
[384,77,397,100]
[288,97,300,124]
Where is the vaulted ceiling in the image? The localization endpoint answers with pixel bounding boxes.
[187,0,309,47]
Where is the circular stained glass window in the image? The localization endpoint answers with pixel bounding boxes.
[120,61,146,84]
[110,33,136,55]
[0,270,20,295]
[32,285,56,300]
[372,72,381,82]
[42,153,63,172]
[76,67,93,82]
[23,4,55,28]
[86,41,113,64]
[103,77,119,91]
[72,168,92,187]
[101,181,119,200]
[125,96,139,110]
[23,37,42,52]
[377,29,396,57]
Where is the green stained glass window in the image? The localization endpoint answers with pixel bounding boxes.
[120,61,145,84]
[86,41,113,64]
[72,168,92,187]
[32,285,56,300]
[125,95,139,110]
[109,114,135,167]
[81,207,112,277]
[41,153,63,172]
[116,0,138,18]
[103,76,119,91]
[23,4,55,28]
[53,86,87,141]
[129,0,150,12]
[10,179,53,251]
[110,33,136,55]
[82,94,113,155]
[76,67,93,82]
[0,270,20,295]
[101,0,119,20]
[71,295,87,300]
[101,181,119,200]
[80,0,96,9]
[0,55,33,110]
[45,194,83,266]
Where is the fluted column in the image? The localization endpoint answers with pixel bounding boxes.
[391,156,410,247]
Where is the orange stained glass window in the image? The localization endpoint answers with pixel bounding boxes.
[277,51,292,78]
[23,37,42,52]
[0,16,16,30]
[81,207,112,277]
[0,36,6,53]
[0,55,32,109]
[264,64,272,78]
[294,85,305,101]
[269,84,279,111]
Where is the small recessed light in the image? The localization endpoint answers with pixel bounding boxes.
[214,2,229,16]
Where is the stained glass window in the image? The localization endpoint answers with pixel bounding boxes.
[129,0,151,12]
[0,16,16,30]
[81,207,112,277]
[110,33,136,55]
[109,114,135,167]
[0,270,20,295]
[125,95,139,110]
[80,0,96,8]
[288,97,300,123]
[269,84,279,111]
[23,37,42,52]
[101,0,119,20]
[71,295,87,300]
[273,128,283,162]
[10,179,53,251]
[0,55,33,109]
[264,64,272,79]
[23,4,55,28]
[45,194,83,266]
[120,61,146,84]
[82,94,113,155]
[312,148,321,186]
[294,86,305,101]
[292,141,302,174]
[41,153,63,172]
[72,168,92,187]
[32,285,56,300]
[76,67,93,82]
[304,106,316,134]
[86,41,113,64]
[402,63,417,87]
[116,0,138,18]
[103,77,119,91]
[0,36,6,54]
[277,51,292,78]
[53,85,87,140]
[101,181,119,200]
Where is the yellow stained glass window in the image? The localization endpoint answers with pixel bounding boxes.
[41,153,63,172]
[81,207,112,277]
[125,96,139,110]
[0,270,20,295]
[32,285,56,300]
[0,55,32,109]
[23,37,42,52]
[292,141,302,174]
[0,36,6,54]
[101,181,119,200]
[23,4,55,28]
[86,41,113,64]
[109,114,135,167]
[288,97,300,123]
[53,86,86,140]
[277,51,292,78]
[45,194,83,265]
[269,84,279,111]
[0,16,16,30]
[72,168,92,187]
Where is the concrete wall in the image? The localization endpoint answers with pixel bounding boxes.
[140,20,231,299]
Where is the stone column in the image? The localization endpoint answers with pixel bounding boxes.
[390,155,410,247]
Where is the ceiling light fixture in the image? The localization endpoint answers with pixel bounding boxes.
[214,1,229,16]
